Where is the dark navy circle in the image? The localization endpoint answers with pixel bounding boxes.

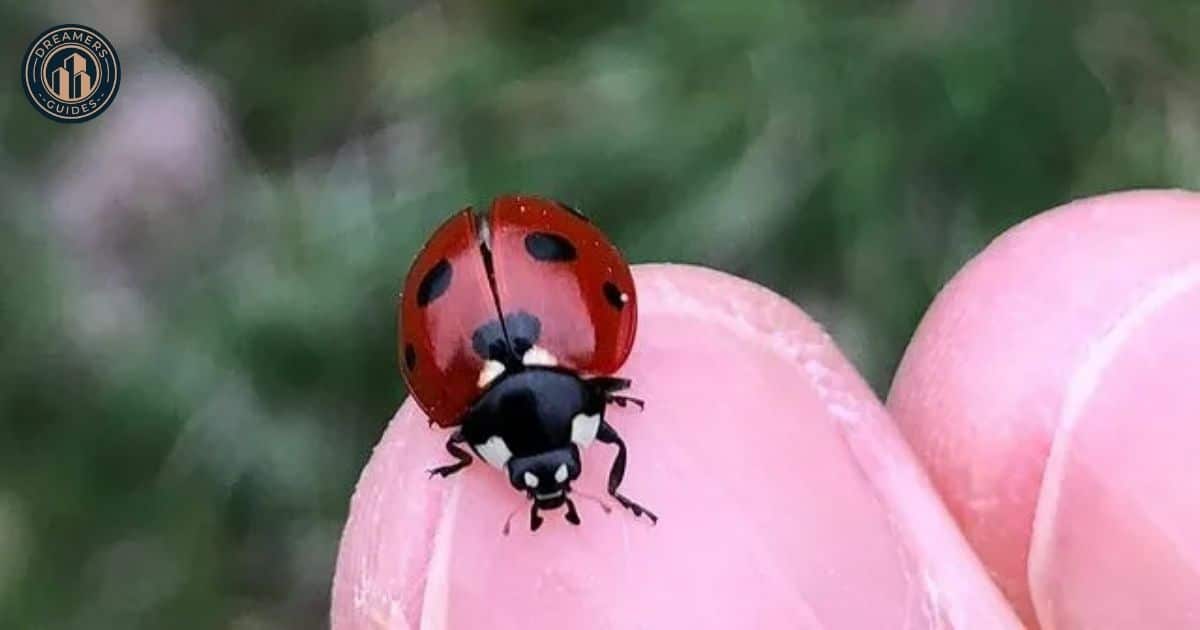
[22,24,121,124]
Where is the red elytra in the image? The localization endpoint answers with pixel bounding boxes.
[397,195,638,428]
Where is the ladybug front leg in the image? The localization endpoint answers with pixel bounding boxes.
[427,429,473,478]
[607,395,644,410]
[563,497,582,525]
[530,501,545,531]
[588,376,645,410]
[595,420,658,524]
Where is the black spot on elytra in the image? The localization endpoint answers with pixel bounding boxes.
[504,311,541,356]
[472,311,542,363]
[603,282,626,310]
[556,200,590,223]
[417,259,452,306]
[404,343,416,370]
[524,232,577,262]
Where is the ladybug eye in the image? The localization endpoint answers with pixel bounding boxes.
[416,258,452,306]
[523,472,540,488]
[524,232,577,262]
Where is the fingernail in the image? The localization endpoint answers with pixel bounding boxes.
[1028,263,1200,628]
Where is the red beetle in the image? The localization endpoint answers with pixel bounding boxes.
[397,195,655,531]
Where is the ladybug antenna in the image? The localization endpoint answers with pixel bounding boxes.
[501,504,522,536]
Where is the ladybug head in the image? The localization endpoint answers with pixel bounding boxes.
[507,446,581,509]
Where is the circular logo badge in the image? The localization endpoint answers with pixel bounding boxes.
[22,24,120,124]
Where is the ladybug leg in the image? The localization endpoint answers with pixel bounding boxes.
[595,420,658,524]
[588,376,645,410]
[589,376,632,394]
[501,506,521,536]
[427,430,473,478]
[530,502,545,531]
[563,497,582,526]
[607,395,645,410]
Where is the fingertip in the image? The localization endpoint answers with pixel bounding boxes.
[333,263,1019,629]
[887,188,1200,627]
[1027,257,1200,628]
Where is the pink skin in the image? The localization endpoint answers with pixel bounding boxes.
[331,264,1020,629]
[332,189,1199,628]
[887,189,1200,628]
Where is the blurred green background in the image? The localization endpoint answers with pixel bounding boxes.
[1,0,1197,627]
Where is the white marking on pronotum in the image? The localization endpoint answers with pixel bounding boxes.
[523,472,540,488]
[522,345,558,367]
[477,360,505,387]
[554,463,569,483]
[475,436,512,469]
[570,413,600,448]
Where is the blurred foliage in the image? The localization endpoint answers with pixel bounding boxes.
[1,0,1198,627]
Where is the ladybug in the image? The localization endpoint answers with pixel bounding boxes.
[397,195,656,531]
